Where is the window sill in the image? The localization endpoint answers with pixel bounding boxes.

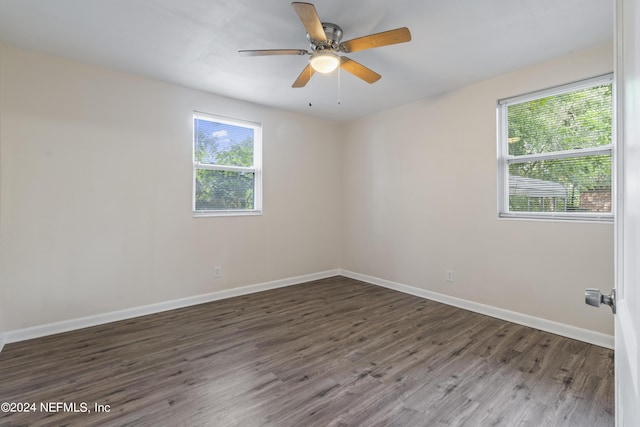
[193,210,263,218]
[498,212,613,223]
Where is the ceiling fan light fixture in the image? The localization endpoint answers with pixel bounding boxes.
[239,3,411,87]
[309,51,340,74]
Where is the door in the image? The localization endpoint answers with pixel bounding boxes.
[615,0,640,425]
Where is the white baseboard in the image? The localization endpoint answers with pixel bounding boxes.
[339,269,614,350]
[3,269,341,346]
[1,269,614,351]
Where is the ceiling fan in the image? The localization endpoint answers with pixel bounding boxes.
[239,2,411,88]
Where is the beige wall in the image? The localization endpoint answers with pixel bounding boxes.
[341,44,615,335]
[0,46,342,331]
[0,43,615,338]
[0,44,5,342]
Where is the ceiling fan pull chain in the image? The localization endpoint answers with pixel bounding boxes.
[338,66,341,105]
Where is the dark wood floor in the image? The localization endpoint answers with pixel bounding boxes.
[0,276,613,426]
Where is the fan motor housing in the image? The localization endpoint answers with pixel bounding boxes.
[307,22,343,50]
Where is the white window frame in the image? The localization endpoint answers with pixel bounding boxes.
[192,112,263,217]
[497,74,614,222]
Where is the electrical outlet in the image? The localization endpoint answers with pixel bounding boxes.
[446,270,454,282]
[214,266,222,279]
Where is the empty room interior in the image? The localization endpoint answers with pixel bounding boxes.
[0,0,635,426]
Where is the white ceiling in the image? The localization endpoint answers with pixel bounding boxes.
[0,0,613,122]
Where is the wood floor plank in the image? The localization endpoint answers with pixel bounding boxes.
[0,276,613,426]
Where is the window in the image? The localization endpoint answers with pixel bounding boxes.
[193,112,262,216]
[497,74,613,221]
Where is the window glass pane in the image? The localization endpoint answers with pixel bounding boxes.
[508,155,612,213]
[194,118,254,167]
[507,84,612,156]
[195,169,255,211]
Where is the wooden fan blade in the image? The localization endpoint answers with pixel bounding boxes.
[239,49,309,56]
[291,2,326,42]
[340,27,411,53]
[340,57,381,84]
[292,64,316,88]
